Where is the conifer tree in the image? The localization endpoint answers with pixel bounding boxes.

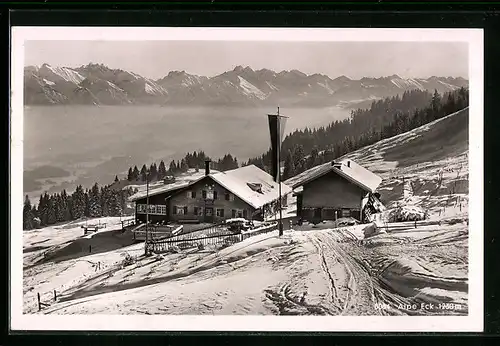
[132,166,140,180]
[127,167,133,181]
[23,195,34,230]
[84,189,90,217]
[140,164,148,181]
[38,193,48,226]
[89,183,101,218]
[47,195,57,225]
[168,160,176,175]
[283,149,295,180]
[158,160,167,179]
[71,185,86,219]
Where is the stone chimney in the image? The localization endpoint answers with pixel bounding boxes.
[205,160,211,176]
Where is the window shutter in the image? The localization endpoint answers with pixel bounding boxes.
[202,190,207,199]
[232,209,236,218]
[194,207,198,215]
[173,206,177,215]
[184,206,188,215]
[214,191,218,200]
[243,210,248,219]
[192,191,196,198]
[187,191,191,198]
[221,208,224,217]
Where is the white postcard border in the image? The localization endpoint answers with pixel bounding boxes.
[10,27,484,332]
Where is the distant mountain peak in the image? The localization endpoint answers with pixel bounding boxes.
[233,65,254,74]
[167,70,188,77]
[333,75,351,82]
[290,69,307,77]
[24,63,468,107]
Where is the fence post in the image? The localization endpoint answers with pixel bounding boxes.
[37,292,41,311]
[54,290,57,302]
[89,245,92,253]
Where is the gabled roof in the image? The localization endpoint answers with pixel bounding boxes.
[285,159,382,193]
[208,165,292,209]
[128,169,213,202]
[129,165,292,209]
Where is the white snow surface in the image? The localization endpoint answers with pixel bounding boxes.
[46,65,85,84]
[237,76,267,100]
[106,80,125,92]
[265,81,279,91]
[317,81,335,94]
[438,80,460,90]
[210,165,292,209]
[389,77,427,90]
[130,165,291,210]
[129,170,210,201]
[42,78,55,86]
[181,75,203,87]
[145,81,167,95]
[285,158,382,192]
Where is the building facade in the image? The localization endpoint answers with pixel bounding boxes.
[288,159,382,224]
[131,162,291,225]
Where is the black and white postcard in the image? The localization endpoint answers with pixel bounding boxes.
[10,27,484,332]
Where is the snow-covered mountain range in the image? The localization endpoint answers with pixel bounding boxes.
[24,63,469,107]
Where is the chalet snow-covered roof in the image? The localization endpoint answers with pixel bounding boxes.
[209,165,292,209]
[128,169,216,202]
[285,159,382,193]
[129,165,292,209]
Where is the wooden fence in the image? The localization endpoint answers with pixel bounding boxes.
[134,224,183,241]
[121,218,136,230]
[36,290,58,312]
[147,222,278,254]
[380,219,465,233]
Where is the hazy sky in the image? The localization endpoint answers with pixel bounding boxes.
[24,41,468,80]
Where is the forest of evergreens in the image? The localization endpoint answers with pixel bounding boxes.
[245,87,469,180]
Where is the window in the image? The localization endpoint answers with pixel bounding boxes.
[232,209,236,218]
[187,191,197,199]
[225,193,234,201]
[202,190,207,199]
[157,205,167,215]
[194,207,198,215]
[137,204,167,215]
[341,209,351,218]
[214,191,218,200]
[175,206,187,215]
[216,208,224,217]
[243,210,248,219]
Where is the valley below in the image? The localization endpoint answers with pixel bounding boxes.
[23,105,351,200]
